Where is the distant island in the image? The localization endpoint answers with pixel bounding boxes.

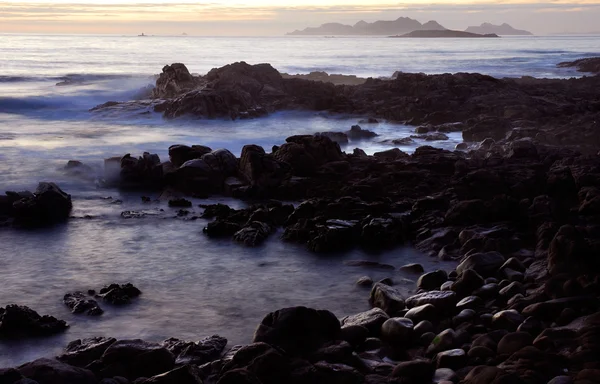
[465,23,532,36]
[287,17,446,36]
[393,30,499,38]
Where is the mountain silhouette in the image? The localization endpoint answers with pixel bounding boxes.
[287,17,447,36]
[465,23,532,35]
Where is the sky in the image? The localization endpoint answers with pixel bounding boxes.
[1,0,599,35]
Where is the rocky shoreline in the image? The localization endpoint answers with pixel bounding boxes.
[2,59,600,383]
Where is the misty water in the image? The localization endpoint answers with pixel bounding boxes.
[0,34,598,367]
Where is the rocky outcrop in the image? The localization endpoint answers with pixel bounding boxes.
[0,305,68,339]
[151,63,203,99]
[558,57,600,75]
[2,182,72,227]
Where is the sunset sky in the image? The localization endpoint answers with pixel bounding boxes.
[1,0,599,35]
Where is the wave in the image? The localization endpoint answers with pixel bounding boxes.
[0,73,154,85]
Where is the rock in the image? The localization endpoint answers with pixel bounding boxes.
[99,339,175,380]
[400,263,425,274]
[521,297,597,321]
[456,252,505,277]
[406,291,457,311]
[240,145,290,187]
[346,125,378,140]
[373,148,408,161]
[17,358,97,384]
[63,292,103,316]
[452,269,485,297]
[547,376,573,384]
[412,132,450,141]
[499,281,525,299]
[152,63,199,99]
[436,349,467,370]
[356,276,373,287]
[473,283,500,300]
[340,325,369,347]
[497,332,533,356]
[391,360,435,382]
[380,317,414,346]
[97,283,141,305]
[499,257,526,273]
[0,368,24,383]
[233,222,272,246]
[216,368,262,384]
[253,306,340,356]
[0,305,68,338]
[162,335,227,366]
[516,316,543,336]
[456,296,483,311]
[463,366,524,384]
[341,308,389,335]
[418,270,448,291]
[168,144,212,167]
[414,320,435,336]
[453,309,477,326]
[491,310,525,331]
[58,337,117,367]
[168,198,192,208]
[11,182,72,227]
[468,346,495,359]
[142,365,203,384]
[369,283,405,315]
[315,131,349,144]
[427,329,457,355]
[405,304,437,323]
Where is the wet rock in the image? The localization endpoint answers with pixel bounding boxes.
[346,125,378,140]
[0,305,68,339]
[356,276,373,287]
[233,222,272,246]
[11,182,72,227]
[414,320,434,336]
[497,332,533,356]
[418,270,448,291]
[411,132,449,141]
[97,283,141,305]
[168,198,192,208]
[405,304,437,323]
[391,360,435,382]
[17,358,97,384]
[400,263,425,274]
[436,349,467,370]
[203,220,242,238]
[344,260,395,270]
[468,346,495,360]
[315,131,349,144]
[463,366,524,384]
[58,337,117,367]
[340,325,369,347]
[492,310,525,331]
[453,309,477,326]
[142,364,203,384]
[162,335,227,366]
[456,296,483,311]
[547,376,573,384]
[406,291,457,311]
[253,306,340,356]
[168,144,212,167]
[456,252,505,277]
[369,283,405,315]
[152,63,199,99]
[380,317,414,347]
[521,297,597,321]
[452,269,485,297]
[98,339,175,380]
[342,308,389,335]
[63,292,103,316]
[427,329,457,355]
[240,145,290,187]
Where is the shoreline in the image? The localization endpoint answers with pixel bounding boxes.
[1,58,600,383]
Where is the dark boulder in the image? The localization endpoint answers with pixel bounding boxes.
[17,358,97,384]
[97,339,175,380]
[96,283,141,305]
[64,292,104,316]
[152,63,200,99]
[369,283,405,315]
[162,335,227,366]
[253,306,341,356]
[58,337,117,367]
[11,182,72,226]
[0,305,68,339]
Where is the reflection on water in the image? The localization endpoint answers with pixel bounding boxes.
[0,195,451,367]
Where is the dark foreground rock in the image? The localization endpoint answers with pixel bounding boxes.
[0,305,68,339]
[558,57,600,75]
[1,182,72,227]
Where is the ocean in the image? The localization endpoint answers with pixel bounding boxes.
[0,34,598,367]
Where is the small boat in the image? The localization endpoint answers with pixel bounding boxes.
[138,33,147,37]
